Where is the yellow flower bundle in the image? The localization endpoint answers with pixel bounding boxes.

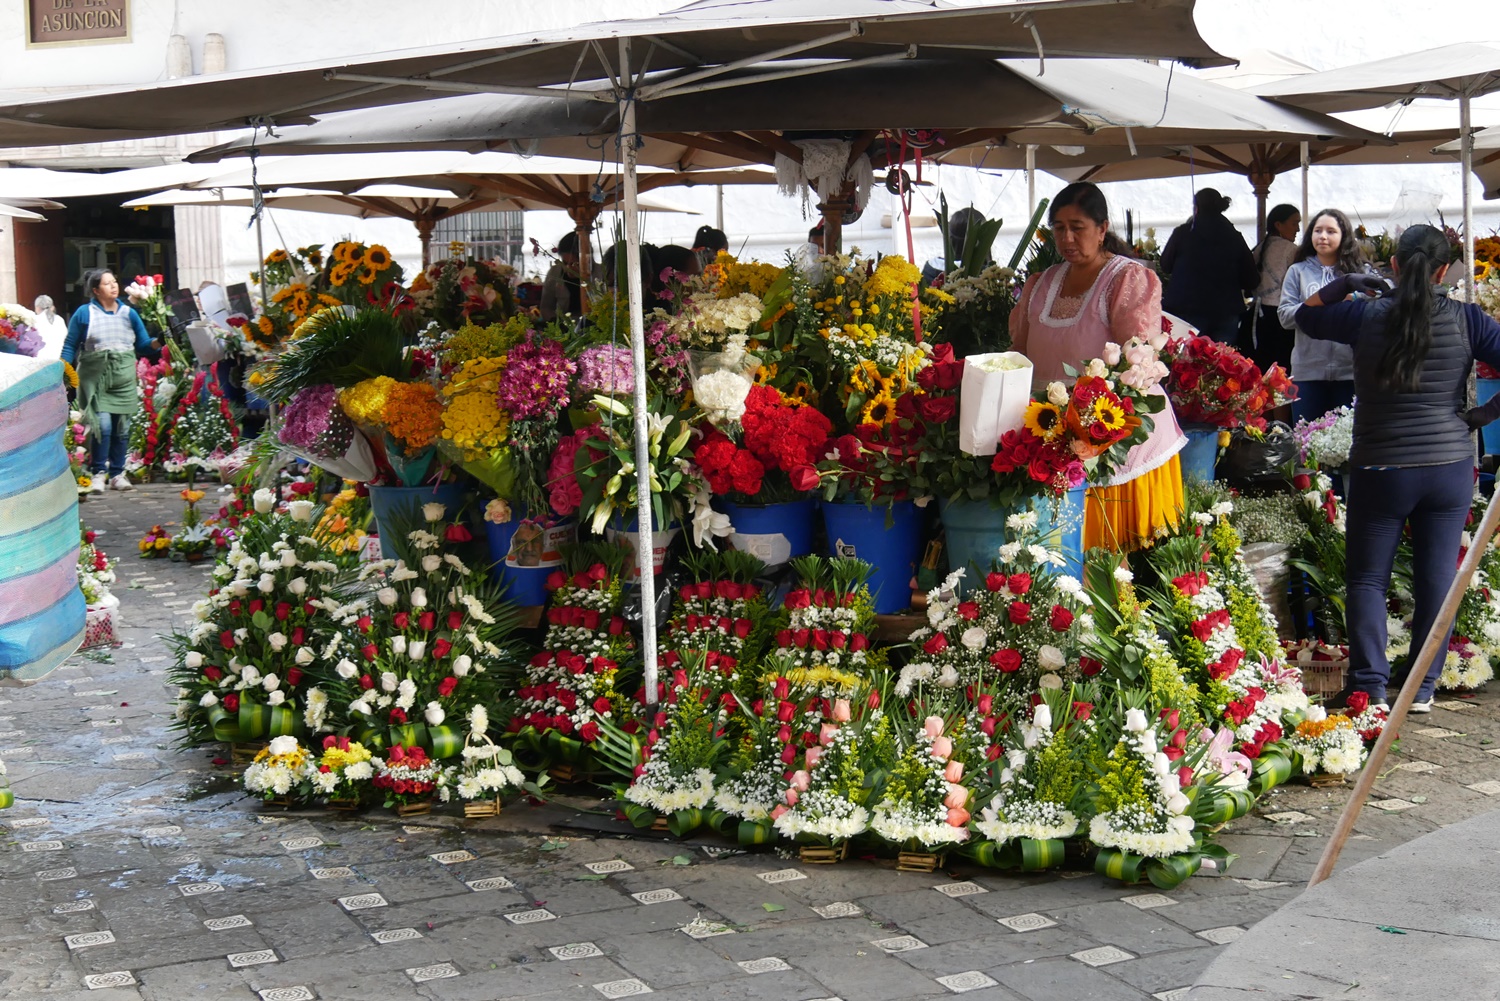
[441,357,511,454]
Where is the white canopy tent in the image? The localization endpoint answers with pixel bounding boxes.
[1436,124,1500,201]
[1254,42,1500,294]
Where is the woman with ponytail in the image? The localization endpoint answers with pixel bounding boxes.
[1296,223,1500,713]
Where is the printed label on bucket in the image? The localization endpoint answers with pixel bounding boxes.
[505,520,572,569]
[359,535,383,563]
[605,526,681,576]
[833,538,858,559]
[730,531,795,566]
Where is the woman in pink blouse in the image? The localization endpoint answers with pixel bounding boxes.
[1009,182,1187,551]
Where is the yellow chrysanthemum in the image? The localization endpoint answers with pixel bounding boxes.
[864,254,922,299]
[1023,401,1065,442]
[860,388,898,427]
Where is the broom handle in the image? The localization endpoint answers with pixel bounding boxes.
[1309,490,1500,886]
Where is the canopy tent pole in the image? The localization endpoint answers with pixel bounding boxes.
[417,213,437,268]
[1300,141,1310,224]
[1463,89,1476,300]
[716,184,724,231]
[619,37,661,707]
[1026,144,1037,216]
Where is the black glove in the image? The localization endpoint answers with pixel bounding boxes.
[1466,405,1499,431]
[1317,273,1387,303]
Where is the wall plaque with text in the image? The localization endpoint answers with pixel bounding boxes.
[27,0,130,47]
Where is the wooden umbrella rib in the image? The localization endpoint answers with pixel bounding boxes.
[651,130,778,166]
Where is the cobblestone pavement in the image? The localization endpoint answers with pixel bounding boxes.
[6,483,1500,1001]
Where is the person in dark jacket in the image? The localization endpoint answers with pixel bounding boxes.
[1296,223,1500,714]
[1160,187,1260,345]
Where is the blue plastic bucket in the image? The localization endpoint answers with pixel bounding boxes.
[1479,379,1500,456]
[722,498,817,567]
[821,500,923,614]
[484,506,576,606]
[368,483,466,560]
[1179,426,1220,483]
[941,485,1086,589]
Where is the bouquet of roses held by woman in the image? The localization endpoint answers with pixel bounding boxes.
[990,341,1167,496]
[1162,335,1295,430]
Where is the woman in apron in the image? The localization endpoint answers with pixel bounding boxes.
[61,269,156,492]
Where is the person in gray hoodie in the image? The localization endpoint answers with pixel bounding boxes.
[1277,207,1380,423]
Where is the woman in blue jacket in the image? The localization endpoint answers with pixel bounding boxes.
[61,269,155,493]
[1296,224,1500,713]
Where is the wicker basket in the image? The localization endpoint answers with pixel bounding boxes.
[463,797,503,819]
[1284,641,1348,699]
[897,851,944,873]
[394,799,433,818]
[799,842,849,864]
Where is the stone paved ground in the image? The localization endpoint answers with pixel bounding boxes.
[6,483,1500,1001]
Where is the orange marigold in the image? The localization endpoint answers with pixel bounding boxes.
[384,382,443,451]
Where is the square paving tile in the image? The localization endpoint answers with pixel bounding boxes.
[1467,781,1500,796]
[872,935,928,954]
[550,942,605,961]
[593,978,653,997]
[1153,991,1192,1001]
[1071,945,1135,967]
[371,928,423,945]
[1370,798,1417,812]
[1197,926,1245,945]
[504,908,557,924]
[631,888,684,905]
[54,900,97,914]
[466,876,515,892]
[756,869,808,884]
[1414,727,1462,738]
[997,912,1057,932]
[584,860,635,874]
[337,893,388,911]
[279,837,324,852]
[180,882,224,896]
[65,931,116,950]
[1263,811,1313,824]
[936,971,999,993]
[1122,893,1176,910]
[1433,700,1473,710]
[407,962,460,983]
[1393,761,1443,773]
[308,866,355,879]
[738,957,792,974]
[204,915,253,932]
[22,840,64,852]
[429,850,477,865]
[933,881,987,898]
[1232,878,1288,890]
[37,867,77,881]
[258,989,315,1001]
[812,901,863,919]
[83,971,138,990]
[141,825,183,838]
[228,949,279,968]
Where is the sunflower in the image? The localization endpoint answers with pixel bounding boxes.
[1477,260,1493,283]
[254,315,276,344]
[753,362,777,386]
[332,241,360,263]
[1023,401,1065,442]
[1091,395,1127,433]
[357,265,380,285]
[860,388,898,426]
[363,245,392,270]
[316,293,342,308]
[788,381,816,407]
[329,261,356,287]
[62,361,78,389]
[264,248,288,265]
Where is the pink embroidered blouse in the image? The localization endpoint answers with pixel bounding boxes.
[1009,255,1185,486]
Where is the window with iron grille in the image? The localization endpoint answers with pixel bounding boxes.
[428,211,526,269]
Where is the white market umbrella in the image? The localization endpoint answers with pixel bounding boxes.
[1435,124,1500,200]
[1253,42,1500,294]
[0,201,46,221]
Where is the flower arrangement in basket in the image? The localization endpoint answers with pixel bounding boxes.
[65,409,91,492]
[622,655,731,835]
[0,303,43,356]
[971,694,1090,850]
[1287,698,1384,779]
[373,744,451,810]
[332,505,515,758]
[1162,335,1296,430]
[901,519,1091,711]
[168,506,357,749]
[510,543,634,765]
[138,524,172,558]
[243,735,313,802]
[868,714,971,856]
[129,347,186,478]
[78,528,117,606]
[169,488,215,560]
[454,706,527,815]
[665,549,770,667]
[1087,706,1196,861]
[308,735,376,804]
[771,707,871,853]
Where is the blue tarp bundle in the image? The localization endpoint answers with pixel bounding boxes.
[0,354,84,686]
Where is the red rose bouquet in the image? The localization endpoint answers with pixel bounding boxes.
[1162,335,1296,430]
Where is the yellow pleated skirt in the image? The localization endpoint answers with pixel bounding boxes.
[1083,455,1185,553]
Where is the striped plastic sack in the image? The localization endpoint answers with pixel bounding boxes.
[0,355,85,685]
